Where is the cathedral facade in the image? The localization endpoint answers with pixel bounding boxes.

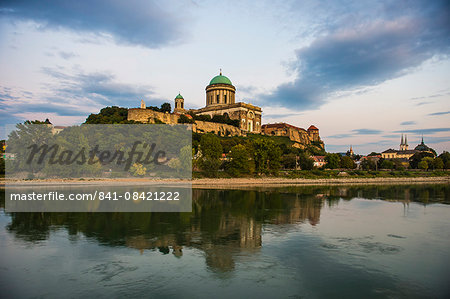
[176,72,262,133]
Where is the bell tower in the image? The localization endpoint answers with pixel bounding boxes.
[174,93,186,113]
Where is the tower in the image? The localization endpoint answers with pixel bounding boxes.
[140,99,146,109]
[400,134,409,151]
[174,93,186,113]
[205,70,236,106]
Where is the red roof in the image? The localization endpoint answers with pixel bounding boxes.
[308,125,318,131]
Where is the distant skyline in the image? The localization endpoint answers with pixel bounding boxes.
[0,0,449,154]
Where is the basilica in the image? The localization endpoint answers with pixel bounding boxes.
[173,71,262,133]
[128,71,322,148]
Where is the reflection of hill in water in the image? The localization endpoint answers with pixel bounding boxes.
[1,184,449,272]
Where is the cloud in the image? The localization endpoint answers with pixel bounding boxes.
[0,67,158,126]
[400,121,416,125]
[262,0,450,109]
[0,0,188,48]
[41,67,156,107]
[393,128,450,134]
[428,111,450,116]
[59,51,77,60]
[352,129,382,135]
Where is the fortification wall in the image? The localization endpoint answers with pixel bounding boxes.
[128,108,179,124]
[193,120,242,136]
[128,108,242,137]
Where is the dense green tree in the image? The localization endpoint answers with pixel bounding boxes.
[282,153,297,169]
[226,144,254,176]
[422,157,434,170]
[340,156,356,169]
[418,160,428,170]
[325,153,341,169]
[380,159,394,169]
[0,157,4,176]
[160,103,171,113]
[433,157,444,170]
[409,152,434,169]
[199,134,222,177]
[85,106,140,124]
[361,159,377,170]
[438,151,450,169]
[252,139,281,175]
[298,152,314,170]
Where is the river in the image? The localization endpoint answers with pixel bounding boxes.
[0,184,449,298]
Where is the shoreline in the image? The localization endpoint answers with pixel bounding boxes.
[1,176,449,187]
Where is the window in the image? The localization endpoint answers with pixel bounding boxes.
[216,95,219,103]
[181,102,183,109]
[224,95,227,103]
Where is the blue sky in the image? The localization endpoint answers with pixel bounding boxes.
[0,0,449,154]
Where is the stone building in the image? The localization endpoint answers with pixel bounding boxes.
[128,71,262,134]
[381,134,435,159]
[173,93,186,114]
[193,72,262,133]
[261,123,324,149]
[127,71,322,146]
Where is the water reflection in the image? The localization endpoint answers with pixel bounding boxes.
[1,184,448,274]
[1,184,449,298]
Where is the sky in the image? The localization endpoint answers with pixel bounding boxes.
[0,0,449,154]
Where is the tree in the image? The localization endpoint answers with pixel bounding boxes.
[422,157,434,170]
[433,157,444,170]
[325,153,340,169]
[85,106,140,124]
[409,152,434,169]
[282,153,297,169]
[438,151,450,169]
[340,156,356,169]
[380,159,394,169]
[418,160,428,170]
[226,144,254,176]
[178,114,195,124]
[252,139,281,175]
[298,152,314,170]
[160,103,171,113]
[361,159,377,170]
[199,134,222,177]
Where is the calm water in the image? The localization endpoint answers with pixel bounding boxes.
[0,184,449,298]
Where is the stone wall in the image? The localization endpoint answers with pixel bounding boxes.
[128,108,179,124]
[193,120,242,136]
[128,108,243,137]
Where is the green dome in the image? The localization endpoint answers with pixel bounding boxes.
[209,74,232,86]
[175,93,183,99]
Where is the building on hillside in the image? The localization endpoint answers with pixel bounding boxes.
[261,123,323,149]
[173,93,186,114]
[128,71,262,134]
[192,71,262,133]
[381,134,435,159]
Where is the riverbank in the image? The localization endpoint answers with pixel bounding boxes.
[1,176,449,187]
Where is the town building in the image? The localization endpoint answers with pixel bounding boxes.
[381,134,435,159]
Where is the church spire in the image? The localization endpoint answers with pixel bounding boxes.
[404,134,408,146]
